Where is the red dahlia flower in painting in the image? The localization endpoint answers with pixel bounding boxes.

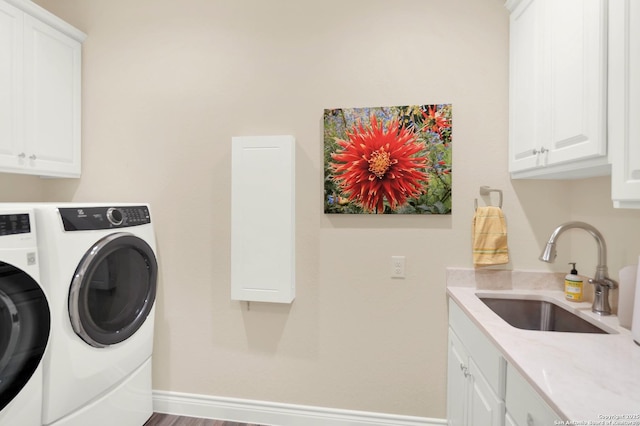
[330,115,428,213]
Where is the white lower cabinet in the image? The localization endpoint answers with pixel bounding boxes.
[448,299,562,426]
[468,358,505,425]
[447,300,505,426]
[447,329,467,426]
[448,329,505,426]
[505,364,562,425]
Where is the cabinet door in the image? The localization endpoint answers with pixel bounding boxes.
[0,0,24,170]
[508,0,543,173]
[447,329,468,426]
[544,0,607,167]
[610,0,640,208]
[231,136,295,303]
[506,364,562,425]
[468,358,505,426]
[23,14,81,177]
[508,0,609,179]
[505,412,519,426]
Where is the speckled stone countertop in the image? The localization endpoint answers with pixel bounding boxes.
[446,268,640,422]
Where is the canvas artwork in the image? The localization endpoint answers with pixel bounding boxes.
[324,104,452,214]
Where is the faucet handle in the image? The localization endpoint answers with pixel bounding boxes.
[603,278,618,289]
[588,277,618,289]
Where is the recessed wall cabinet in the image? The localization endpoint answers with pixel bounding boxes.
[231,135,295,304]
[0,0,85,178]
[448,300,562,426]
[506,0,609,179]
[610,0,640,208]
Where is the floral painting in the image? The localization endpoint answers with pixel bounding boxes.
[324,104,452,214]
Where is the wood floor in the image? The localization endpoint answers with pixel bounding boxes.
[144,412,266,426]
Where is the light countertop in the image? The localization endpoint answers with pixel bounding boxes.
[446,268,640,421]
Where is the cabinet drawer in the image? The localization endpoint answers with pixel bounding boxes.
[448,299,506,398]
[506,363,562,425]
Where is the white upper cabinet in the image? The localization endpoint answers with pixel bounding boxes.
[610,0,640,208]
[0,1,24,169]
[506,0,609,179]
[0,0,85,178]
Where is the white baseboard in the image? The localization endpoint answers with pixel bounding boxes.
[152,390,446,426]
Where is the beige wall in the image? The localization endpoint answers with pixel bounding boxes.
[6,0,638,419]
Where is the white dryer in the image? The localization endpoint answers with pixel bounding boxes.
[0,208,50,426]
[33,204,158,426]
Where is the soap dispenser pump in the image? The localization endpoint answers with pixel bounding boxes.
[565,262,584,302]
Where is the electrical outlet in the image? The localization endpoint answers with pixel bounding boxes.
[391,256,405,278]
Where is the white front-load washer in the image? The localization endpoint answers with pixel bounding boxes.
[33,204,158,426]
[0,208,50,426]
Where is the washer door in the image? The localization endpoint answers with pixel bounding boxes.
[69,232,157,348]
[0,262,50,412]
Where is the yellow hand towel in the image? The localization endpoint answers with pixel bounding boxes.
[472,206,509,266]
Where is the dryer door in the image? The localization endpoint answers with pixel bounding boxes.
[68,232,158,348]
[0,262,50,412]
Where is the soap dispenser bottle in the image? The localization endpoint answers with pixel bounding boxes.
[565,262,584,302]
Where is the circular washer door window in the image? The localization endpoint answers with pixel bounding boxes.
[0,262,50,411]
[69,232,157,348]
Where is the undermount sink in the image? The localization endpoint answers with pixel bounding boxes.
[477,295,612,334]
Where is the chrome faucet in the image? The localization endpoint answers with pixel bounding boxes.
[539,221,618,315]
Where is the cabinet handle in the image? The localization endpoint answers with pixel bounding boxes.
[459,363,471,378]
[526,413,534,426]
[532,147,548,155]
[18,152,26,159]
[29,154,37,160]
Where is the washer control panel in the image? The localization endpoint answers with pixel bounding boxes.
[59,206,151,231]
[0,213,30,236]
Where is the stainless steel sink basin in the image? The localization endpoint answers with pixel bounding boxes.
[478,296,611,334]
